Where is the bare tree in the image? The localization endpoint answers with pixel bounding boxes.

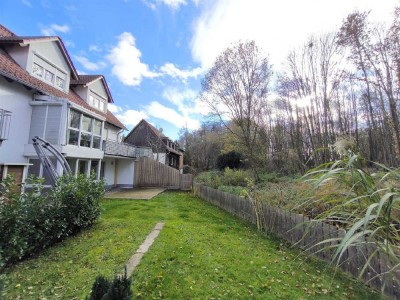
[201,40,272,179]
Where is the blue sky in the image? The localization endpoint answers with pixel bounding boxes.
[1,0,398,140]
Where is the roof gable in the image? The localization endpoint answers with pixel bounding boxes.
[70,75,114,103]
[0,35,79,80]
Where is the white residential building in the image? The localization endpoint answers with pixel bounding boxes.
[0,25,152,188]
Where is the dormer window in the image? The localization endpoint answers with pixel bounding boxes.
[31,54,68,92]
[88,93,107,113]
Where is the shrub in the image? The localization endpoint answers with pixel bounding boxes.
[217,185,247,196]
[87,275,111,300]
[194,171,222,189]
[0,174,105,268]
[217,151,244,170]
[220,168,249,187]
[87,272,132,300]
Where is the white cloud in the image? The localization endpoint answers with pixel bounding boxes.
[146,101,200,130]
[160,63,203,81]
[142,0,188,10]
[40,23,70,36]
[107,103,123,114]
[191,0,399,69]
[107,32,160,86]
[89,45,102,52]
[162,87,198,115]
[74,55,106,71]
[21,0,32,7]
[113,108,149,127]
[64,40,75,48]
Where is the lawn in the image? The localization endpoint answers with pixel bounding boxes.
[2,191,381,299]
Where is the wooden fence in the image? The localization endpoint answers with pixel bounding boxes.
[194,183,400,299]
[134,157,193,190]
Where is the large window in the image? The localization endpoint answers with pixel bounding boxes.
[67,109,102,149]
[66,158,101,180]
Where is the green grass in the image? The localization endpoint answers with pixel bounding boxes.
[2,191,381,299]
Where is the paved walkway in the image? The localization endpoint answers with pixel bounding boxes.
[124,222,165,277]
[105,187,166,200]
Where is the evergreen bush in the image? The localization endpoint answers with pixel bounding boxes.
[87,272,132,300]
[217,151,244,170]
[87,275,111,300]
[0,174,105,268]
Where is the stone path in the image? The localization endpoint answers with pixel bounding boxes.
[124,222,165,277]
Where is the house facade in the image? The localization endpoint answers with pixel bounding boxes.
[0,25,151,188]
[124,119,184,172]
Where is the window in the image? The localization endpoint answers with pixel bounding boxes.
[67,109,102,149]
[78,160,88,175]
[89,95,94,107]
[81,115,92,132]
[27,158,57,185]
[100,161,105,179]
[88,93,107,112]
[32,63,43,77]
[90,160,99,177]
[45,70,54,83]
[56,76,65,89]
[67,159,100,180]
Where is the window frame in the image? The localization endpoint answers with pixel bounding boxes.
[67,109,103,149]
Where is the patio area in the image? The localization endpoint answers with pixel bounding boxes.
[104,187,166,199]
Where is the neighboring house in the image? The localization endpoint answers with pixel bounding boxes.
[0,24,152,188]
[124,119,184,171]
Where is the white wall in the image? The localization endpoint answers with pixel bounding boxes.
[153,152,166,164]
[89,79,108,100]
[102,157,135,187]
[117,159,134,187]
[103,157,115,187]
[0,76,33,164]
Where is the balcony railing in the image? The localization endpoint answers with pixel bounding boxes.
[103,140,153,158]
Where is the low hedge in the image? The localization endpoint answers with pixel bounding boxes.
[0,174,105,269]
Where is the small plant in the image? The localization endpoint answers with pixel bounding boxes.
[87,275,111,300]
[87,271,132,300]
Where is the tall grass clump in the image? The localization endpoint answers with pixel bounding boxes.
[303,139,399,288]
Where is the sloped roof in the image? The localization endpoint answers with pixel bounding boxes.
[70,75,114,103]
[0,25,16,37]
[125,119,182,155]
[144,119,166,138]
[125,119,165,140]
